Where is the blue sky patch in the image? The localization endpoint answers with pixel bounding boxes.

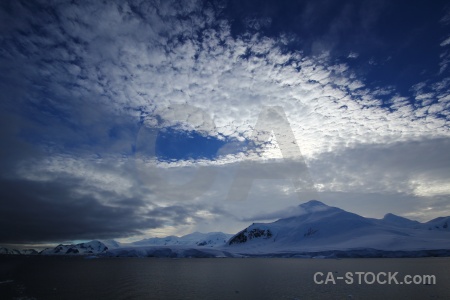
[155,128,248,161]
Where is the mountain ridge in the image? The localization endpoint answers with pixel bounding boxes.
[2,200,450,258]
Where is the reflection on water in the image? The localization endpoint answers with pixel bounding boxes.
[0,256,449,299]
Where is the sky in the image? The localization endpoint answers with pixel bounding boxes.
[1,0,450,246]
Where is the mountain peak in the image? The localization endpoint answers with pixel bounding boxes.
[383,213,402,220]
[382,213,419,226]
[299,200,328,209]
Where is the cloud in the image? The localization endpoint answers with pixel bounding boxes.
[0,169,228,244]
[315,138,450,194]
[0,177,152,243]
[241,202,332,222]
[440,7,450,25]
[347,52,359,59]
[438,8,450,74]
[441,37,450,47]
[0,0,450,243]
[2,0,449,161]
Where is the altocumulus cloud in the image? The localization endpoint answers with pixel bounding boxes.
[0,0,450,244]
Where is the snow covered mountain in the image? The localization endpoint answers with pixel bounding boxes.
[0,247,39,255]
[380,213,421,228]
[0,247,21,255]
[21,249,39,255]
[226,200,450,254]
[40,240,108,255]
[1,201,449,258]
[132,232,233,247]
[379,213,450,231]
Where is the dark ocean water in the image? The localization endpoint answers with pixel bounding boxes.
[0,256,449,299]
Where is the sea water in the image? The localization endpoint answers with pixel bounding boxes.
[0,256,449,299]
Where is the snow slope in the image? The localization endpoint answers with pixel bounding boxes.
[100,239,122,249]
[423,216,450,231]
